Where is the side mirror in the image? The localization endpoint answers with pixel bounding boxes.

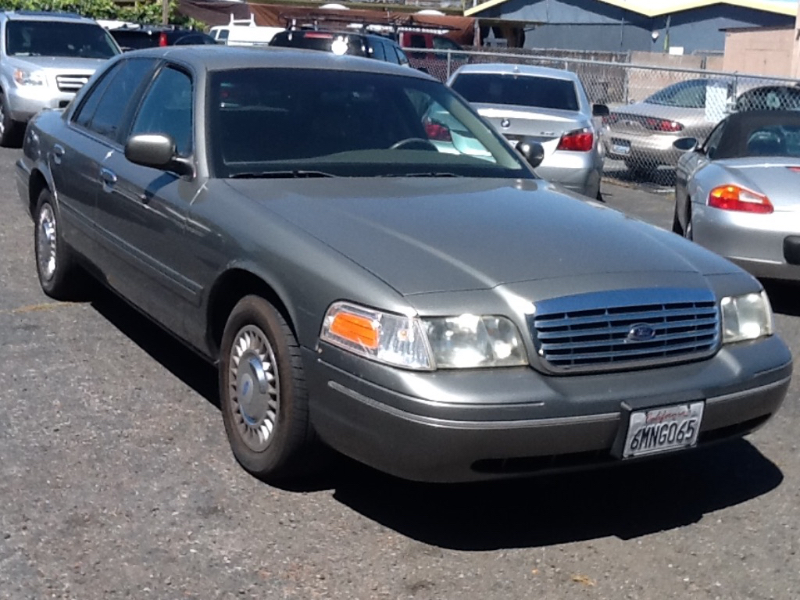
[517,138,545,169]
[125,133,193,177]
[592,104,610,117]
[672,137,699,153]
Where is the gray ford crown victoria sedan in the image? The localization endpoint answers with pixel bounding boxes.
[16,46,791,483]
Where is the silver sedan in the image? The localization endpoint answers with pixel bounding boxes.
[447,63,608,200]
[674,109,800,281]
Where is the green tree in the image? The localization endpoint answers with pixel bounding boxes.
[4,0,202,27]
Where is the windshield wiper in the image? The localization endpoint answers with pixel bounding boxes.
[380,172,464,178]
[230,170,336,179]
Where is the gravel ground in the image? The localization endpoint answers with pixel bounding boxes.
[1,147,798,600]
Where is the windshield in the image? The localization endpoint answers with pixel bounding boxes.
[208,68,532,179]
[5,20,119,59]
[744,125,800,158]
[450,73,579,111]
[645,80,713,108]
[269,31,369,57]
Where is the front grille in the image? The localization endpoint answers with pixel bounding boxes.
[529,289,720,374]
[55,74,91,93]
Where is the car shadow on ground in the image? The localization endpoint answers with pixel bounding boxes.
[88,283,784,551]
[603,162,676,191]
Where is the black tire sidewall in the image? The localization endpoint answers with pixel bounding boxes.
[219,296,308,478]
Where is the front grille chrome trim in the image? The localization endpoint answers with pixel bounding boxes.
[529,288,721,374]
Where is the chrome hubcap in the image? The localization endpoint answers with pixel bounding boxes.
[37,204,57,281]
[229,325,279,452]
[0,102,5,137]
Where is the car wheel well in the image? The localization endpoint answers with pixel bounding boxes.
[29,170,49,219]
[207,270,295,359]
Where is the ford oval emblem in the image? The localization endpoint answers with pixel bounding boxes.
[627,323,656,342]
[500,118,511,129]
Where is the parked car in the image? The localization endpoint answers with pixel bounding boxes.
[397,30,464,60]
[734,84,800,112]
[0,10,120,147]
[673,109,800,281]
[448,63,608,199]
[17,46,791,483]
[107,24,217,51]
[269,28,410,67]
[603,78,734,174]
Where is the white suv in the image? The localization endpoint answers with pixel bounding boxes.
[0,11,120,146]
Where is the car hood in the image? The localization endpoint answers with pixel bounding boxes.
[224,178,740,295]
[7,55,106,72]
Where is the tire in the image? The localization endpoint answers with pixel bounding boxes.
[624,158,649,178]
[219,295,320,481]
[683,202,694,241]
[671,204,684,235]
[0,93,24,148]
[34,189,82,300]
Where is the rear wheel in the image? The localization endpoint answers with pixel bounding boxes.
[219,295,322,481]
[34,189,83,300]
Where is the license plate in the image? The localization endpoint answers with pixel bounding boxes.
[612,141,631,155]
[622,402,704,458]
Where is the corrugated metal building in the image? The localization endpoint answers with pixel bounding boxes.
[466,0,799,53]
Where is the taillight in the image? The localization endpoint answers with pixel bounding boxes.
[602,113,619,125]
[644,117,683,132]
[709,185,773,214]
[159,31,168,47]
[424,120,451,142]
[788,167,800,173]
[557,128,593,152]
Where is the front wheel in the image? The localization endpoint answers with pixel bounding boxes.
[219,296,321,481]
[0,93,24,148]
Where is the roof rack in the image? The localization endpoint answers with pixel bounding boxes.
[226,13,257,27]
[7,10,85,19]
[279,10,455,35]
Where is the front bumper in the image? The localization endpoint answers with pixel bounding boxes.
[306,336,792,482]
[6,86,74,123]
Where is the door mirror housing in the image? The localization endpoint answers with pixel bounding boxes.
[516,138,545,169]
[125,133,194,177]
[592,103,610,117]
[672,137,698,153]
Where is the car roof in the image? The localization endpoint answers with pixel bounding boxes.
[714,110,800,159]
[125,45,426,77]
[452,63,581,82]
[1,10,97,24]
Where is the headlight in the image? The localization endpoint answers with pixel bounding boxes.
[422,314,527,368]
[721,291,774,343]
[14,69,47,87]
[320,302,528,370]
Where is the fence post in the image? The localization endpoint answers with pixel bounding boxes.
[447,51,452,80]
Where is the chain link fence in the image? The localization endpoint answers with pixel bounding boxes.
[407,47,800,190]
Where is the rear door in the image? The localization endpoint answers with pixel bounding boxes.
[54,58,157,258]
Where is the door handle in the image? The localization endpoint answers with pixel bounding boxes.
[100,168,117,189]
[52,144,65,165]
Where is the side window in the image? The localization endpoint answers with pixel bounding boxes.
[394,46,409,67]
[76,58,156,142]
[371,39,386,62]
[130,66,193,156]
[703,122,726,160]
[72,62,122,128]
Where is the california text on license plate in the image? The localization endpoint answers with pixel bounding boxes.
[622,402,704,458]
